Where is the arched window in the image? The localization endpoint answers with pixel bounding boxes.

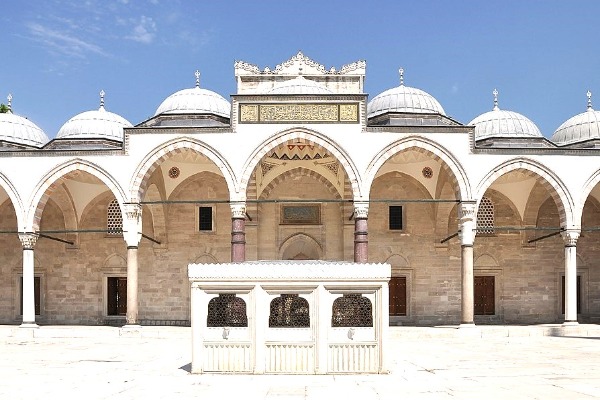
[269,294,310,327]
[332,294,373,327]
[477,197,494,234]
[107,199,123,235]
[207,294,248,327]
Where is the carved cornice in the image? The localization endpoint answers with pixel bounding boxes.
[19,233,39,250]
[235,51,365,76]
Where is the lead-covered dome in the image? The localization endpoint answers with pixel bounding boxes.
[469,90,542,140]
[551,91,600,145]
[0,95,48,147]
[155,71,230,118]
[267,76,333,94]
[367,68,445,118]
[57,91,132,141]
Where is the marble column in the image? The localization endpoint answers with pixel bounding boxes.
[458,202,476,328]
[123,204,142,327]
[562,229,580,325]
[230,202,246,262]
[354,202,369,263]
[19,233,39,328]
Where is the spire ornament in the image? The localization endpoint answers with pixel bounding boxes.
[587,90,593,111]
[399,68,404,86]
[492,88,499,111]
[99,90,105,110]
[6,93,12,113]
[195,70,200,88]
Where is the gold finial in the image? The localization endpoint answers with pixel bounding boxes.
[399,68,404,86]
[587,90,593,110]
[99,90,105,109]
[195,70,200,88]
[492,88,499,111]
[7,93,12,113]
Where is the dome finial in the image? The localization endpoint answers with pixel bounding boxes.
[587,90,593,111]
[492,88,499,111]
[399,68,404,86]
[6,93,12,113]
[195,70,200,88]
[99,90,105,110]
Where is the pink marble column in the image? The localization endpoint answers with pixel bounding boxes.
[230,203,246,262]
[458,202,476,328]
[353,203,369,263]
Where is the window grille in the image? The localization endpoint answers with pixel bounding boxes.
[389,205,403,230]
[269,294,310,327]
[207,294,248,327]
[331,294,373,327]
[477,197,494,234]
[107,199,123,235]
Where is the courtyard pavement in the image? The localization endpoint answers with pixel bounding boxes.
[1,324,600,399]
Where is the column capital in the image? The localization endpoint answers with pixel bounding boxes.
[19,233,38,250]
[122,203,142,247]
[458,201,477,246]
[354,202,369,219]
[459,201,477,222]
[230,202,246,219]
[123,203,142,222]
[561,229,580,247]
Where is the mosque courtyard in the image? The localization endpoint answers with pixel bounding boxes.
[1,325,599,399]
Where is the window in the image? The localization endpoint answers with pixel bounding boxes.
[474,276,495,315]
[332,294,373,327]
[198,206,213,231]
[20,276,41,316]
[389,205,403,230]
[207,294,248,327]
[107,199,123,235]
[269,294,310,327]
[107,277,127,316]
[389,276,407,316]
[561,275,581,314]
[477,197,494,234]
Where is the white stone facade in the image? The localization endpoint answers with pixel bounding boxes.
[1,52,599,327]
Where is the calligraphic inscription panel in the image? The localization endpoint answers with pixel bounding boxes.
[280,204,321,225]
[239,103,359,123]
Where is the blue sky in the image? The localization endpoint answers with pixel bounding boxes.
[1,0,600,138]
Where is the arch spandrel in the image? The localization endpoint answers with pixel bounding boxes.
[239,127,363,200]
[27,159,127,231]
[475,158,574,228]
[364,136,471,201]
[130,138,237,203]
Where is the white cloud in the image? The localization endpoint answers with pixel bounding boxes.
[26,22,109,59]
[126,16,157,44]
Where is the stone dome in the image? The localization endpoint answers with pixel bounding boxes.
[552,93,600,145]
[469,90,542,140]
[0,99,48,147]
[57,98,132,141]
[367,69,445,118]
[155,71,230,118]
[267,76,333,94]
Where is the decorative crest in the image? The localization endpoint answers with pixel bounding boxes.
[587,90,592,110]
[399,68,404,86]
[99,90,105,109]
[7,93,12,113]
[195,70,200,88]
[493,88,499,110]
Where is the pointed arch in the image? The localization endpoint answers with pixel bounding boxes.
[239,127,362,199]
[27,159,126,231]
[130,137,237,202]
[279,233,323,260]
[0,172,24,230]
[364,136,471,200]
[475,158,573,227]
[578,169,600,224]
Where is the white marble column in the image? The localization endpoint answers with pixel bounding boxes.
[562,229,580,325]
[123,204,142,327]
[458,202,476,328]
[19,233,39,328]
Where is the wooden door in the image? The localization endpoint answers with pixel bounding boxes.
[389,276,407,316]
[107,277,127,316]
[474,276,495,315]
